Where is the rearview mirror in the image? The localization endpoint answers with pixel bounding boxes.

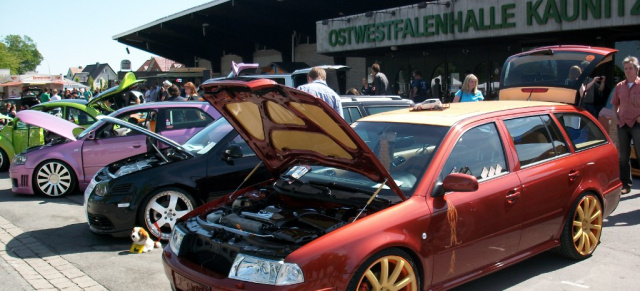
[433,173,479,197]
[87,130,96,140]
[222,144,243,162]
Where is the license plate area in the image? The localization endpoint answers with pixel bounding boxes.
[174,272,209,291]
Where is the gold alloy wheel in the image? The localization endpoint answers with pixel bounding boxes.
[356,255,418,291]
[572,195,603,256]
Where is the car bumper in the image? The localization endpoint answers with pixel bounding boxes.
[9,164,34,195]
[162,248,332,291]
[86,192,137,237]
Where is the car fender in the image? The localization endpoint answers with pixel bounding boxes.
[27,149,82,178]
[0,136,16,158]
[286,197,432,289]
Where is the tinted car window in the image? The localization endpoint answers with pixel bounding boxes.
[440,123,507,181]
[165,108,212,130]
[504,115,564,166]
[68,107,96,125]
[555,113,607,150]
[343,107,362,124]
[364,106,407,115]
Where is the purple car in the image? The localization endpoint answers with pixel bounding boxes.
[9,102,220,197]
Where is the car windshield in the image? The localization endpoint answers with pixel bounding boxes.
[182,117,234,155]
[279,121,449,199]
[501,50,605,89]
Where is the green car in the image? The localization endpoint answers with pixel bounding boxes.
[0,72,145,170]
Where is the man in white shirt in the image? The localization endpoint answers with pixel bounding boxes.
[50,89,61,101]
[296,67,343,117]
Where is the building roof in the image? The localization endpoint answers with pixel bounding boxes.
[113,0,418,68]
[361,101,570,127]
[82,63,115,79]
[67,67,83,75]
[137,60,152,72]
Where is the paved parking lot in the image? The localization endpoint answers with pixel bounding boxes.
[0,171,638,290]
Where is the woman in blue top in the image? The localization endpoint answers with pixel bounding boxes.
[453,74,484,102]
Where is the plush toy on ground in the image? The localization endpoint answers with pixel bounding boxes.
[130,227,162,253]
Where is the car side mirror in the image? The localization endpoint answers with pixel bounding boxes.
[87,130,96,140]
[222,144,243,162]
[432,173,478,197]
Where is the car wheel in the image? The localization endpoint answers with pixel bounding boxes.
[0,148,8,171]
[33,160,77,197]
[139,188,196,241]
[347,248,419,291]
[558,193,603,260]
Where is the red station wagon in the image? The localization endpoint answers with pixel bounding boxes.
[163,79,621,290]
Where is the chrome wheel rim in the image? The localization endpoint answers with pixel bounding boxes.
[144,191,194,240]
[357,255,418,291]
[36,162,72,197]
[572,195,603,256]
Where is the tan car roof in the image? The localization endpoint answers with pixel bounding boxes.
[359,100,568,126]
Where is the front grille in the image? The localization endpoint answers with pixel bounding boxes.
[87,213,115,231]
[21,175,29,187]
[11,178,17,188]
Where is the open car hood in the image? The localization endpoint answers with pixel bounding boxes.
[200,78,405,199]
[87,72,145,109]
[16,110,84,141]
[499,45,618,104]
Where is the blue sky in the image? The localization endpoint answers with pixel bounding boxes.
[0,0,211,76]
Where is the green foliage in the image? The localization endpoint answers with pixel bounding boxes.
[0,35,43,74]
[74,76,79,82]
[0,42,19,73]
[88,76,95,91]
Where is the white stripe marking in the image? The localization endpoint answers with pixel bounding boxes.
[560,281,589,288]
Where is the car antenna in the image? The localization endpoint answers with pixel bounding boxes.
[526,89,534,101]
[230,161,263,196]
[352,178,387,222]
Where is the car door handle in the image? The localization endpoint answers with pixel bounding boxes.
[568,170,580,182]
[132,143,141,148]
[505,189,520,204]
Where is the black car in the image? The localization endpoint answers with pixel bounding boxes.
[85,95,414,240]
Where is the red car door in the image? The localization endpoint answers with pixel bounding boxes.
[430,122,524,285]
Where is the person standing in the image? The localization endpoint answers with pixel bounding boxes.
[159,80,172,101]
[361,77,372,95]
[410,70,430,103]
[432,78,443,101]
[40,88,51,103]
[165,85,187,102]
[453,74,484,102]
[50,89,61,101]
[183,82,199,101]
[612,56,640,194]
[296,67,343,117]
[371,63,391,95]
[82,88,92,101]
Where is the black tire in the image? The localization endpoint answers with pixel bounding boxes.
[558,193,603,260]
[33,160,77,197]
[347,248,420,291]
[137,187,196,241]
[0,148,8,171]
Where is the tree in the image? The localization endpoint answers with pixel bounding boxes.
[0,42,19,73]
[0,35,43,74]
[88,76,95,92]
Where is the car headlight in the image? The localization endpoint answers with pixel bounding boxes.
[169,226,185,255]
[93,182,108,197]
[229,254,304,286]
[12,154,27,165]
